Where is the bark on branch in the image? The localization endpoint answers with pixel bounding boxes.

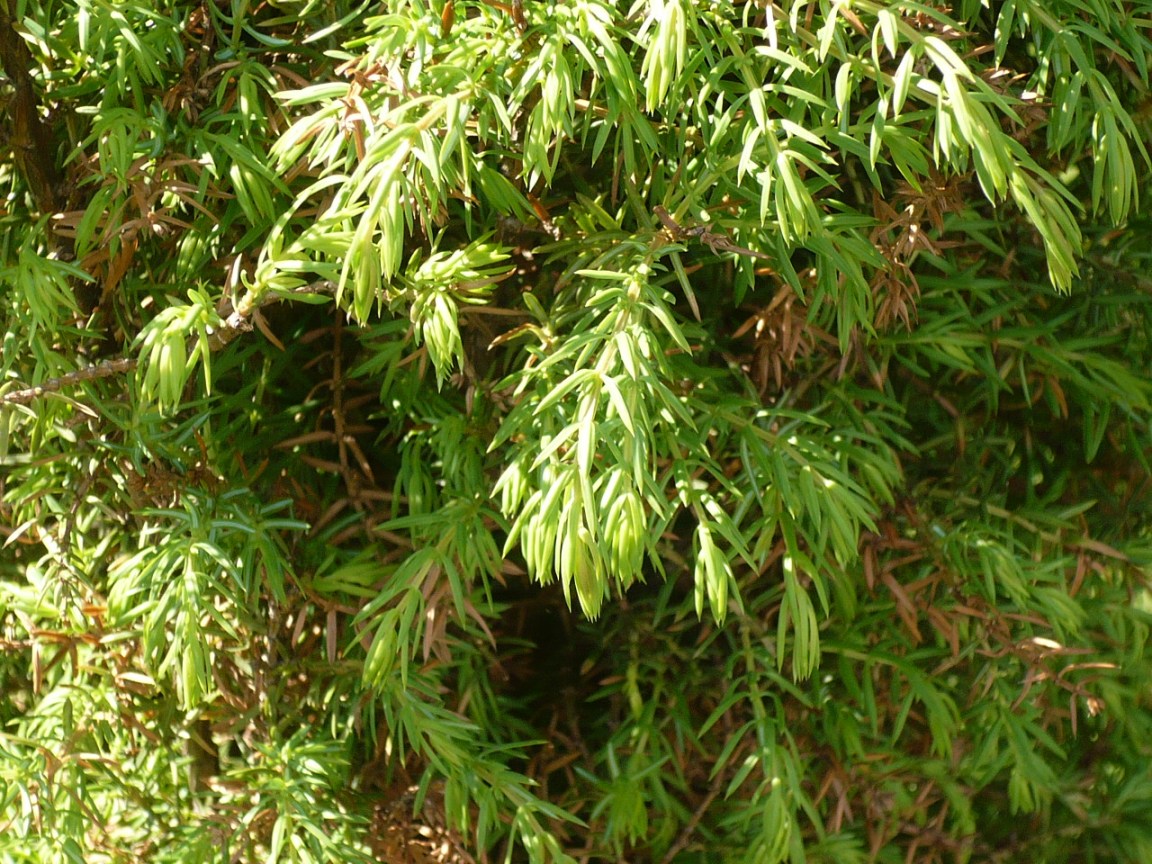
[0,0,61,212]
[1,283,336,406]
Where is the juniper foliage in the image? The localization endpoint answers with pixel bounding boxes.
[2,1,1152,862]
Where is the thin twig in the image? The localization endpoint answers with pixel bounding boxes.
[659,754,728,864]
[1,281,336,407]
[0,358,137,406]
[654,205,773,261]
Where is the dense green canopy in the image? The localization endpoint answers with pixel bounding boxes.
[2,0,1152,861]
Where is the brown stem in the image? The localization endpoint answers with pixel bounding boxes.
[0,0,61,212]
[0,357,137,405]
[1,282,335,406]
